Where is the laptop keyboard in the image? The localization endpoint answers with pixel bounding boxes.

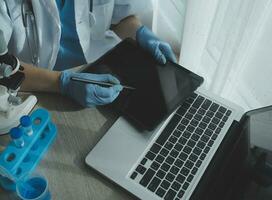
[129,93,232,200]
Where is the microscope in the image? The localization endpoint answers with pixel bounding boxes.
[0,30,37,135]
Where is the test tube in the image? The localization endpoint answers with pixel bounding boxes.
[20,116,33,136]
[10,127,24,148]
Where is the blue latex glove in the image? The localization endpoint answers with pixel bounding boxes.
[136,25,177,64]
[60,71,123,107]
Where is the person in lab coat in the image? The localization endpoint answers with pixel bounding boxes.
[0,0,177,107]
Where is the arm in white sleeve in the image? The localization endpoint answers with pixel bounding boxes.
[0,1,13,48]
[111,0,153,24]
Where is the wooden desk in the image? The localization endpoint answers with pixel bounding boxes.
[0,93,135,200]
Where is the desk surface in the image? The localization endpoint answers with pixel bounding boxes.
[0,93,135,200]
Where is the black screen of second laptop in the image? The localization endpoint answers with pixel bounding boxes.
[83,39,203,130]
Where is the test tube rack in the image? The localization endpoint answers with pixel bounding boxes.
[0,108,57,191]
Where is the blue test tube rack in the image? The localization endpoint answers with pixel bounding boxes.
[0,108,57,191]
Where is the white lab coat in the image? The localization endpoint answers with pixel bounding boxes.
[0,0,150,69]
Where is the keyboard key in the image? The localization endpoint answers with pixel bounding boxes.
[185,112,193,120]
[186,125,195,133]
[161,180,171,190]
[215,112,223,119]
[130,172,137,180]
[195,128,204,135]
[156,169,166,179]
[181,118,190,126]
[166,156,175,165]
[222,116,228,122]
[204,146,210,154]
[201,135,209,143]
[187,174,194,182]
[166,173,175,182]
[181,102,190,110]
[160,148,169,157]
[215,127,221,134]
[174,143,183,151]
[156,114,181,145]
[170,165,180,175]
[183,146,192,154]
[177,124,186,131]
[193,147,202,155]
[146,151,156,160]
[136,165,147,174]
[186,97,195,104]
[226,110,232,116]
[212,117,220,124]
[187,139,196,148]
[211,134,218,141]
[208,123,216,131]
[141,158,147,165]
[191,93,198,99]
[185,160,194,169]
[189,107,197,114]
[178,190,185,198]
[147,177,161,192]
[201,99,212,110]
[208,140,214,147]
[190,119,199,126]
[155,155,165,163]
[182,182,190,190]
[139,169,155,187]
[150,143,161,154]
[191,167,198,175]
[210,103,219,112]
[197,141,205,149]
[182,131,191,139]
[219,106,227,114]
[164,189,177,200]
[191,133,200,141]
[173,130,182,138]
[176,174,186,184]
[197,108,206,115]
[195,114,202,121]
[192,96,205,108]
[151,161,160,171]
[219,121,225,128]
[156,187,166,198]
[177,107,187,116]
[178,137,187,145]
[179,152,188,161]
[196,160,202,168]
[165,142,174,150]
[170,149,179,158]
[169,136,178,143]
[206,111,214,118]
[180,167,190,176]
[174,159,183,168]
[161,163,171,172]
[171,181,181,191]
[200,153,206,160]
[205,129,213,136]
[203,116,211,124]
[199,122,207,130]
[189,154,198,162]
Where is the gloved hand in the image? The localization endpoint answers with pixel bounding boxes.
[136,25,177,64]
[59,70,123,107]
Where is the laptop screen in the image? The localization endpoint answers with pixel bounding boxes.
[83,39,204,130]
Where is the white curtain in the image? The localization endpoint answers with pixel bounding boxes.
[180,0,272,111]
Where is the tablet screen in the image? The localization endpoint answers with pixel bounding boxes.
[83,39,204,130]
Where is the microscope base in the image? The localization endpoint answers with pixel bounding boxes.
[0,95,37,135]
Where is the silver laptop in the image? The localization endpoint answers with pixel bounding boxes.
[85,86,245,200]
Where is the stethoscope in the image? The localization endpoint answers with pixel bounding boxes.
[21,0,40,66]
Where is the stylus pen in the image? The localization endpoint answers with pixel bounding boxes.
[70,77,136,90]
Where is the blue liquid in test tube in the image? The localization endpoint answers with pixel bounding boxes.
[10,128,24,148]
[20,116,33,136]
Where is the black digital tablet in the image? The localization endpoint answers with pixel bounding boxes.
[83,38,204,130]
